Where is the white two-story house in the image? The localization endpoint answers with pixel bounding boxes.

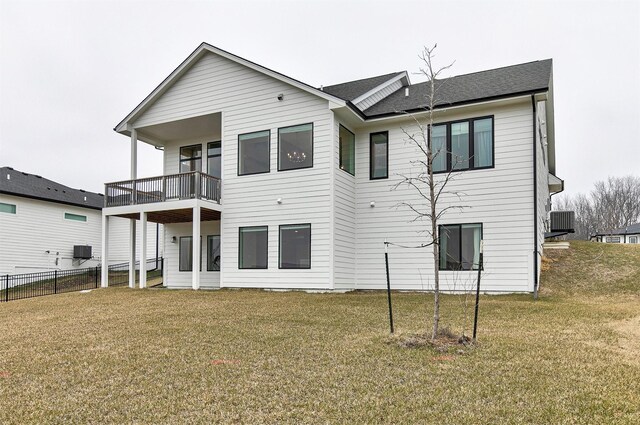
[101,42,563,293]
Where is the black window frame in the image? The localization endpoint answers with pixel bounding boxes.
[277,123,314,172]
[206,235,221,271]
[238,226,269,269]
[369,131,389,180]
[438,223,483,271]
[278,223,312,270]
[179,144,203,173]
[237,129,271,176]
[207,140,222,179]
[429,115,495,174]
[339,124,356,176]
[179,236,202,272]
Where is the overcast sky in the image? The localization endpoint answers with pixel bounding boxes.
[1,0,638,197]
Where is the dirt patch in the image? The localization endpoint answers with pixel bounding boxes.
[388,327,472,353]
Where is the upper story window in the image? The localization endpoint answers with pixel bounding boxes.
[64,213,87,222]
[339,125,355,176]
[238,130,270,176]
[180,145,202,173]
[278,123,313,171]
[0,202,16,214]
[439,223,482,271]
[430,116,494,173]
[370,131,388,179]
[207,141,221,179]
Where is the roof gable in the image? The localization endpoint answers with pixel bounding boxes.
[115,43,346,133]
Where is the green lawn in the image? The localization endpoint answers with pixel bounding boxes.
[0,241,638,424]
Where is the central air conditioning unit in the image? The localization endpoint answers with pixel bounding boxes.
[550,211,575,233]
[73,245,92,259]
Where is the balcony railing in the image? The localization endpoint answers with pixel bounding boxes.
[105,172,221,207]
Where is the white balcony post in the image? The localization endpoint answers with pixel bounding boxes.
[101,214,109,288]
[129,219,136,288]
[130,128,137,179]
[192,206,201,290]
[140,212,147,289]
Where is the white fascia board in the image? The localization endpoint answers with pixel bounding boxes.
[351,71,410,105]
[103,198,222,216]
[115,43,346,134]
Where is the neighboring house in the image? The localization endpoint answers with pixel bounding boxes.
[102,42,563,293]
[591,223,640,244]
[0,167,163,275]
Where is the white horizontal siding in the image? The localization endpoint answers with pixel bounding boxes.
[353,101,536,292]
[333,119,356,289]
[163,221,220,289]
[134,51,333,289]
[356,80,403,111]
[0,195,163,275]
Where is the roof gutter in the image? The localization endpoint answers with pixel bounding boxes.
[531,94,539,300]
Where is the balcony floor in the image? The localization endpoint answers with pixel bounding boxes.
[113,207,220,224]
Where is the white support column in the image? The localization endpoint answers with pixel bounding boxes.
[140,212,147,289]
[101,214,109,288]
[130,128,138,179]
[129,219,136,288]
[192,206,201,290]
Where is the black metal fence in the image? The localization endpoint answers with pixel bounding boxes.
[1,258,163,303]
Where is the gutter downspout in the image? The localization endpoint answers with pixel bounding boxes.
[531,95,539,300]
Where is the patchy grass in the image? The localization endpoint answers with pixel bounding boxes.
[0,241,639,424]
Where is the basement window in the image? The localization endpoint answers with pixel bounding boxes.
[0,202,16,214]
[239,226,268,269]
[64,213,87,222]
[439,223,482,271]
[279,224,311,269]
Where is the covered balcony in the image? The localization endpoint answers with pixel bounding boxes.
[104,171,221,208]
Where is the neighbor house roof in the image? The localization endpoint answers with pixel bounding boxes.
[593,222,640,237]
[0,167,104,210]
[332,59,553,118]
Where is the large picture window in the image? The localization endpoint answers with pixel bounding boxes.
[207,235,220,271]
[279,224,311,269]
[207,141,221,179]
[278,123,313,171]
[439,223,482,271]
[180,145,202,173]
[430,116,494,173]
[339,125,355,176]
[370,131,388,179]
[238,130,270,175]
[239,226,268,269]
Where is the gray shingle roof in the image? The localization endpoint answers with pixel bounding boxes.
[0,167,104,209]
[323,59,552,118]
[596,222,640,236]
[322,72,405,101]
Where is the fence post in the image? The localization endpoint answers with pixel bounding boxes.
[95,266,99,288]
[54,270,58,294]
[5,274,8,302]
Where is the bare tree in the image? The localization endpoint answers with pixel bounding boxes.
[393,44,466,340]
[554,175,640,239]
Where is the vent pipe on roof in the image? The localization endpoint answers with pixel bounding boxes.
[6,173,10,180]
[405,87,409,97]
[320,85,324,91]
